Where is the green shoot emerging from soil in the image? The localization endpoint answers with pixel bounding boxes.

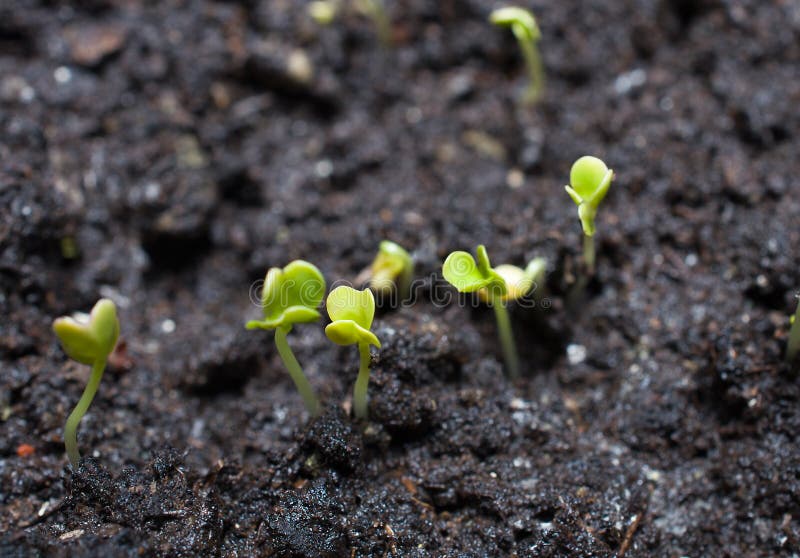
[53,298,120,468]
[370,240,414,299]
[490,6,544,105]
[443,245,545,379]
[308,0,339,25]
[354,0,392,46]
[788,295,800,365]
[247,261,326,416]
[565,156,614,274]
[325,286,381,419]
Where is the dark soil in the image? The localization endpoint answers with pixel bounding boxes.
[2,0,800,556]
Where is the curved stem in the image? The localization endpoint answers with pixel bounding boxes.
[788,300,800,364]
[518,36,544,105]
[64,359,106,468]
[583,234,595,276]
[493,300,520,380]
[275,325,320,417]
[354,343,372,420]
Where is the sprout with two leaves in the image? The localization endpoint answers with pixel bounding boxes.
[325,286,381,419]
[490,6,544,105]
[247,261,326,417]
[443,245,546,379]
[369,240,414,301]
[53,298,120,467]
[565,156,614,274]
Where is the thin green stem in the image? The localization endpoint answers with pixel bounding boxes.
[64,359,106,468]
[360,0,392,46]
[275,325,320,417]
[583,234,595,276]
[518,35,544,105]
[354,343,372,420]
[788,299,800,364]
[398,264,414,303]
[493,300,520,380]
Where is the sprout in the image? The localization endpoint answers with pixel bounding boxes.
[489,6,544,105]
[788,294,800,365]
[442,245,546,379]
[354,0,392,46]
[565,156,614,274]
[325,286,381,420]
[53,298,120,467]
[369,240,414,301]
[246,261,326,417]
[308,0,339,25]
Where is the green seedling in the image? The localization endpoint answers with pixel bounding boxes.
[325,286,381,419]
[369,240,414,300]
[490,6,544,105]
[308,0,391,45]
[308,0,340,25]
[247,261,326,417]
[443,245,546,379]
[354,0,392,46]
[788,295,800,365]
[53,298,120,467]
[565,156,614,274]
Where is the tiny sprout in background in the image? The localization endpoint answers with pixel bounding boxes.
[308,0,339,25]
[565,156,614,274]
[443,245,546,379]
[489,6,544,105]
[788,294,800,365]
[369,240,414,301]
[53,298,120,467]
[325,286,381,420]
[246,260,326,417]
[354,0,392,46]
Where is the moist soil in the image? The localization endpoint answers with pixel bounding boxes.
[2,0,800,556]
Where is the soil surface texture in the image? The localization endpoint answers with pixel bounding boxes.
[2,0,800,556]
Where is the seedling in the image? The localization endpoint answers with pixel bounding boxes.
[369,240,414,301]
[788,294,800,365]
[308,0,339,25]
[325,286,381,419]
[246,261,326,417]
[308,0,391,45]
[354,0,392,46]
[565,156,614,274]
[53,298,120,467]
[489,6,544,105]
[442,245,546,379]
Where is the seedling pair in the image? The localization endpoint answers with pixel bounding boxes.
[53,299,120,467]
[247,261,380,420]
[490,6,544,105]
[443,245,545,379]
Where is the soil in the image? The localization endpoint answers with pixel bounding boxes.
[2,0,800,556]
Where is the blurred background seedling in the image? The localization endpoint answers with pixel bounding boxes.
[788,294,800,365]
[490,6,544,105]
[368,240,414,303]
[309,0,392,46]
